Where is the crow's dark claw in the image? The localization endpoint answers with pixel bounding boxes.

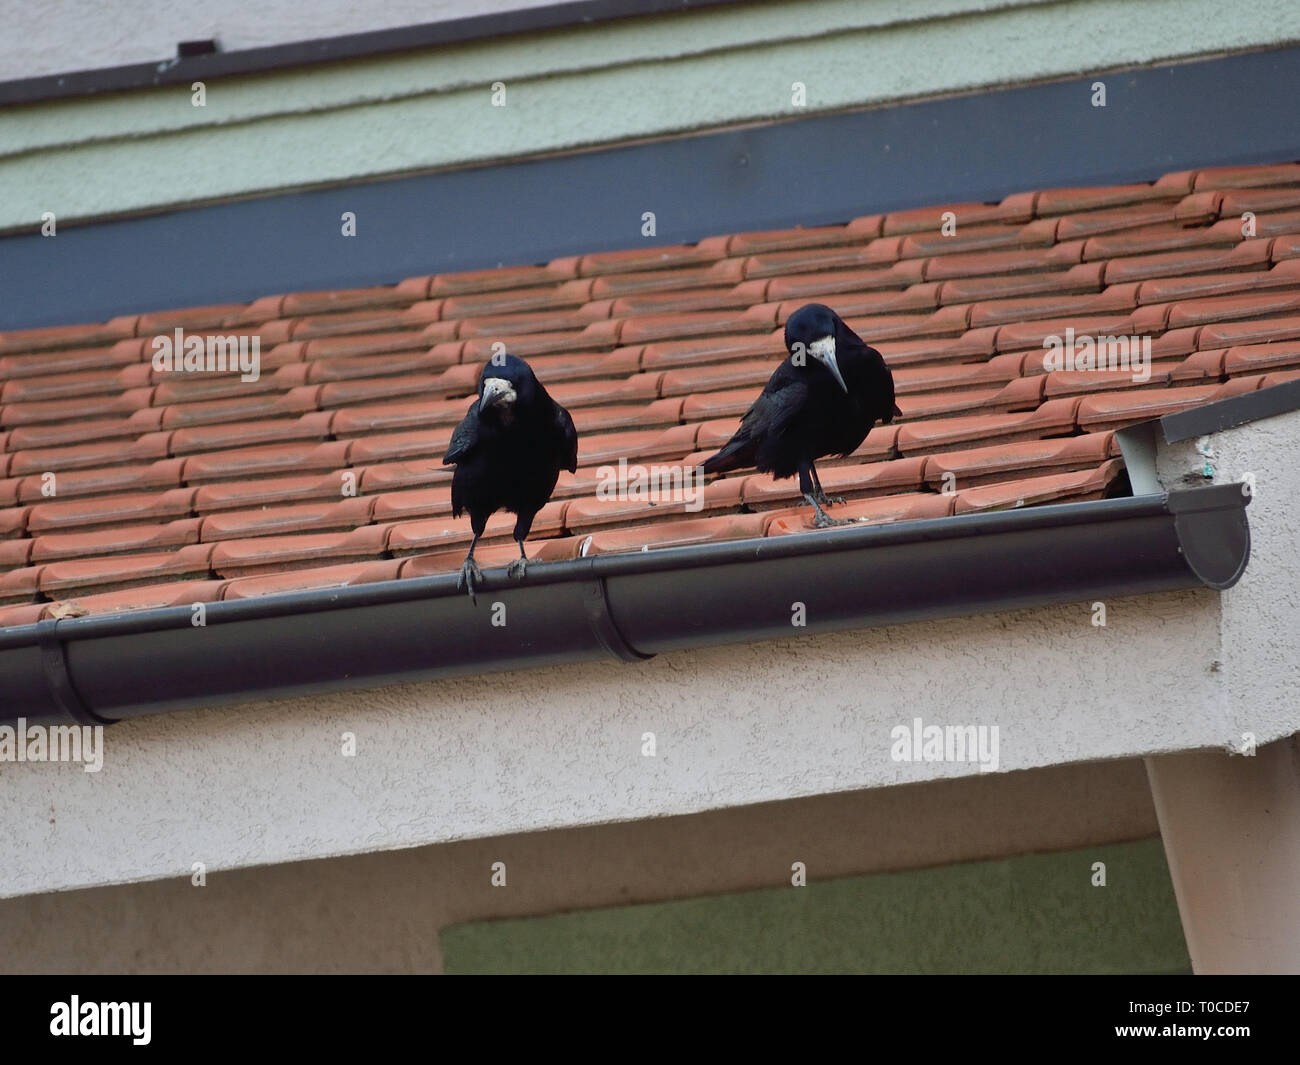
[507,556,529,580]
[457,558,484,603]
[805,494,857,528]
[813,491,846,507]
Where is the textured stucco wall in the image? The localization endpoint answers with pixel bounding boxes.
[441,838,1188,974]
[0,757,1163,973]
[1156,406,1300,750]
[0,0,557,80]
[3,0,1300,230]
[0,585,1232,900]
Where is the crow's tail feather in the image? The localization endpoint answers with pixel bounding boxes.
[701,437,754,474]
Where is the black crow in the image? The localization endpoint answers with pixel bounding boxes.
[443,353,578,600]
[701,303,899,527]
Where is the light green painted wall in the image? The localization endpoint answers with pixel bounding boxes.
[440,838,1191,974]
[3,0,1299,232]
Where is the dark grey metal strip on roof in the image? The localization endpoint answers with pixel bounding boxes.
[5,43,1300,330]
[0,484,1251,727]
[1158,378,1300,443]
[0,0,741,106]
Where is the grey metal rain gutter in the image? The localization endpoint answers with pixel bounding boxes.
[0,482,1250,727]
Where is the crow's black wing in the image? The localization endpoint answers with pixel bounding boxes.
[704,364,808,473]
[747,375,810,454]
[554,402,579,473]
[443,401,481,465]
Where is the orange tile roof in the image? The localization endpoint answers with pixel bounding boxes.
[3,161,1300,629]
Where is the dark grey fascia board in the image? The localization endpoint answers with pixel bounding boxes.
[0,0,740,106]
[0,483,1250,727]
[1117,377,1300,494]
[1157,378,1300,443]
[6,44,1300,330]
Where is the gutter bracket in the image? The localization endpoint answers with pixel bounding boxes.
[583,578,654,663]
[36,620,113,726]
[1115,420,1162,496]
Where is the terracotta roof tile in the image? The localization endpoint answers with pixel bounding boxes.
[210,526,388,579]
[741,457,926,508]
[566,476,743,533]
[27,488,197,533]
[1102,241,1274,284]
[922,433,1117,488]
[0,563,43,604]
[576,238,731,276]
[0,317,138,356]
[952,460,1125,513]
[584,514,767,554]
[42,578,230,619]
[13,458,186,503]
[724,225,855,256]
[401,535,583,577]
[1191,163,1300,190]
[183,440,352,482]
[385,500,567,556]
[899,218,1058,259]
[4,162,1300,629]
[881,199,1034,235]
[38,544,214,598]
[1224,340,1300,376]
[1076,379,1260,433]
[32,518,203,562]
[1034,183,1185,215]
[1136,259,1300,303]
[1271,234,1300,262]
[0,343,144,382]
[1166,289,1300,329]
[200,497,376,541]
[764,492,954,536]
[222,559,403,599]
[919,242,1086,281]
[1082,218,1244,260]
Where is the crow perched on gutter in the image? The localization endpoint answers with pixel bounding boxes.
[443,353,578,600]
[702,303,899,527]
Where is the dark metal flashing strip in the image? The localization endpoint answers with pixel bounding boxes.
[1118,380,1300,496]
[0,0,741,106]
[5,45,1300,330]
[0,485,1251,726]
[1158,378,1300,443]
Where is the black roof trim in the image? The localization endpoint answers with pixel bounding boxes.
[1159,378,1300,443]
[0,0,739,106]
[0,484,1251,726]
[7,44,1300,331]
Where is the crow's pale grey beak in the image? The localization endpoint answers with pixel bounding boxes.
[809,336,848,393]
[480,377,517,410]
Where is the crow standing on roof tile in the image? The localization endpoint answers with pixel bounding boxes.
[701,303,899,527]
[443,353,578,601]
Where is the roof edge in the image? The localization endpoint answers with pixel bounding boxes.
[0,0,740,106]
[1158,378,1300,444]
[0,484,1251,727]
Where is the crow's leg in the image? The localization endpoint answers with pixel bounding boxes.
[506,513,535,580]
[800,461,854,528]
[506,539,529,580]
[809,462,846,507]
[457,530,485,603]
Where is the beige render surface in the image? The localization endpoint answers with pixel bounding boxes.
[0,757,1160,973]
[4,0,1300,229]
[0,585,1227,900]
